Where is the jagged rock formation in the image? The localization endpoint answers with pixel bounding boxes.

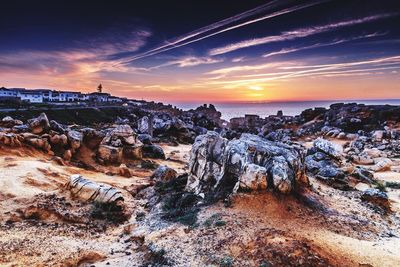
[186,132,308,195]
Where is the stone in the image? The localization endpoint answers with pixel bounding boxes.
[235,163,268,191]
[119,164,132,178]
[142,144,165,159]
[138,134,152,145]
[63,149,72,161]
[28,113,50,134]
[81,128,105,149]
[361,189,390,210]
[370,158,393,172]
[351,166,374,183]
[151,165,177,182]
[372,130,384,142]
[138,116,150,134]
[0,116,23,128]
[67,130,83,150]
[123,145,143,159]
[66,175,124,203]
[313,138,343,160]
[49,120,67,133]
[98,145,123,164]
[352,155,374,165]
[186,132,308,195]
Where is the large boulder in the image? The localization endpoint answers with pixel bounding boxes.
[28,113,50,134]
[81,128,105,149]
[98,145,123,164]
[313,138,343,160]
[186,132,308,195]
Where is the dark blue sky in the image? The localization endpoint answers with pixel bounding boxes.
[1,0,399,102]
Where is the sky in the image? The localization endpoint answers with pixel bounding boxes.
[1,0,400,103]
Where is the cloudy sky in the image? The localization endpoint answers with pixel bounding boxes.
[1,0,399,103]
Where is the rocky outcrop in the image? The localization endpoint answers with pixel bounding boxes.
[361,189,390,211]
[186,132,308,195]
[151,165,177,182]
[28,113,50,134]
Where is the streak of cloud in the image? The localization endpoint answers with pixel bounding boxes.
[262,32,387,58]
[121,0,331,64]
[209,13,397,56]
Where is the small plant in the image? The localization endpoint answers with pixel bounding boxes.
[141,243,172,266]
[374,182,387,192]
[220,256,233,267]
[215,220,227,227]
[90,201,125,223]
[385,181,400,189]
[203,213,224,227]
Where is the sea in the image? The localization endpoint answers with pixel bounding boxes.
[173,99,400,120]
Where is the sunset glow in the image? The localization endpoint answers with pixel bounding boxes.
[1,0,399,103]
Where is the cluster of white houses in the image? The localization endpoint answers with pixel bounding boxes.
[0,87,126,103]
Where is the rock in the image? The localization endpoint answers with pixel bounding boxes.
[98,145,123,164]
[313,138,343,160]
[123,145,143,159]
[22,133,51,151]
[63,149,72,161]
[351,166,373,183]
[151,165,177,182]
[66,175,124,203]
[372,130,384,142]
[49,134,68,146]
[0,132,22,147]
[352,155,374,165]
[119,164,131,177]
[370,158,393,172]
[361,189,390,210]
[28,113,50,134]
[81,128,105,149]
[138,116,150,134]
[236,163,268,191]
[49,120,67,133]
[138,134,152,145]
[67,130,83,150]
[186,132,308,195]
[0,116,23,128]
[142,144,165,159]
[110,125,137,145]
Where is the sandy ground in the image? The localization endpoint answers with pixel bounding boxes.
[0,141,400,266]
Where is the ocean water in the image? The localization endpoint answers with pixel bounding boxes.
[174,99,400,120]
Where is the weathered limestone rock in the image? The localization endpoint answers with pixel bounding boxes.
[81,128,105,149]
[352,155,374,165]
[313,138,343,160]
[98,145,123,164]
[142,144,165,159]
[370,158,393,172]
[66,175,124,203]
[0,132,22,147]
[67,130,83,150]
[118,164,132,177]
[0,116,23,128]
[372,130,384,142]
[49,134,68,146]
[361,189,390,210]
[138,116,150,134]
[28,113,50,134]
[186,132,308,195]
[22,133,51,152]
[151,165,177,182]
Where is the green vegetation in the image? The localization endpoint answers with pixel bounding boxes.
[90,201,125,223]
[220,256,234,267]
[385,181,400,189]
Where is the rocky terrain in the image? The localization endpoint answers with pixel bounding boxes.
[1,102,400,266]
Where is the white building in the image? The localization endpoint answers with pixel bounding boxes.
[0,87,125,104]
[18,91,43,103]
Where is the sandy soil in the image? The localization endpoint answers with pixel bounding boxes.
[1,141,400,266]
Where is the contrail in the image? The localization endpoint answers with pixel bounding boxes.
[120,0,331,64]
